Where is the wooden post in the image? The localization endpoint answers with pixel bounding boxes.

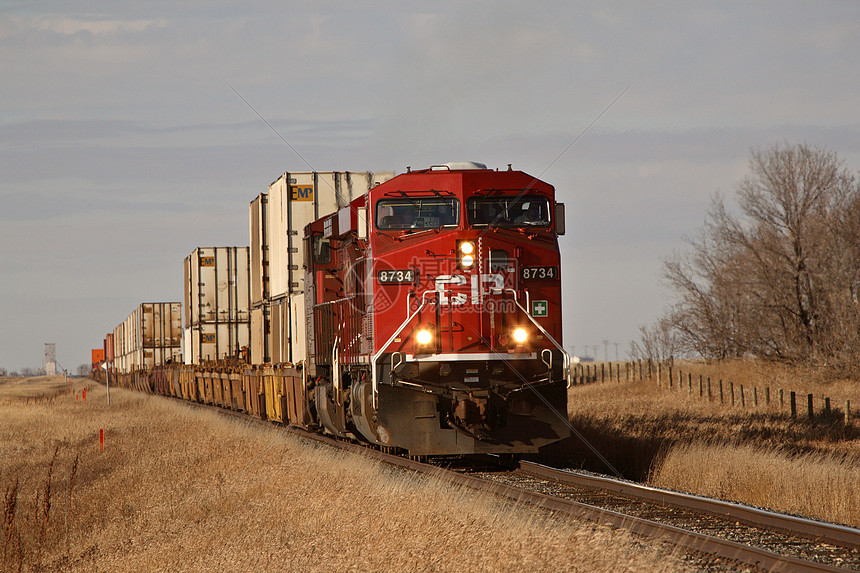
[730,382,735,405]
[740,385,745,407]
[719,379,724,403]
[753,387,758,407]
[657,362,661,384]
[707,378,711,401]
[601,363,605,382]
[698,375,703,397]
[648,360,653,380]
[790,391,797,417]
[807,393,814,419]
[688,373,692,394]
[766,387,770,405]
[780,389,784,409]
[825,397,831,416]
[846,400,851,425]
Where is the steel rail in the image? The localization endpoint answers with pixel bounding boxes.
[274,425,849,572]
[520,460,860,549]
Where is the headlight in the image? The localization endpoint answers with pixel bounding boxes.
[416,329,433,345]
[513,328,528,344]
[458,240,476,269]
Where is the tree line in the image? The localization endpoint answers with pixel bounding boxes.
[633,142,860,374]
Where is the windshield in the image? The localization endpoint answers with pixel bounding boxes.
[466,195,550,227]
[376,198,460,230]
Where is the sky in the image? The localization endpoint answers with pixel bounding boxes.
[2,1,859,371]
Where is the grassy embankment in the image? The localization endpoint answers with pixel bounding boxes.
[1,376,687,573]
[566,360,860,527]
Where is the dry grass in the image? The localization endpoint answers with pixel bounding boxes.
[566,362,860,527]
[0,376,71,404]
[649,442,860,526]
[1,378,690,572]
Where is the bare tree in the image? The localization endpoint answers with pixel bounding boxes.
[661,143,859,370]
[630,314,679,363]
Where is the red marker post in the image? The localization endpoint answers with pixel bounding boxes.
[99,429,104,452]
[83,388,87,402]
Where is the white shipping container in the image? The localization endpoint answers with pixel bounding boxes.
[112,303,182,373]
[183,322,250,364]
[184,247,251,328]
[269,295,307,365]
[250,305,269,365]
[267,171,394,299]
[249,194,268,308]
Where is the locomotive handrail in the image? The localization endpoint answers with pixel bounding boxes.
[505,289,573,388]
[370,289,439,408]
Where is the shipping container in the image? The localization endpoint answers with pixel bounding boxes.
[268,294,307,365]
[183,322,250,365]
[182,247,251,365]
[267,171,394,299]
[111,303,182,373]
[249,194,268,308]
[183,247,251,327]
[250,305,269,364]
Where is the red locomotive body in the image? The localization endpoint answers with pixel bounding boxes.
[305,163,571,455]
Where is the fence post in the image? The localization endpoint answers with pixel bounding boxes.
[807,394,814,419]
[780,389,784,409]
[790,391,796,417]
[688,373,692,394]
[719,379,724,403]
[740,385,745,407]
[657,362,661,384]
[707,378,711,401]
[825,397,831,416]
[699,375,703,397]
[766,387,770,405]
[753,387,758,407]
[846,400,851,425]
[730,381,735,405]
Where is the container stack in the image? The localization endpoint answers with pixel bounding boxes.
[249,171,394,365]
[111,303,182,373]
[183,247,251,365]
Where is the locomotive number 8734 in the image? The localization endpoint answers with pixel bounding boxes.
[305,162,572,456]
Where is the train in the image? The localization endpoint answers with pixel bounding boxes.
[94,162,572,457]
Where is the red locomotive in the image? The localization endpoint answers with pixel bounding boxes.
[305,162,571,455]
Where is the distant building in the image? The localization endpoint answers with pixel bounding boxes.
[45,343,57,375]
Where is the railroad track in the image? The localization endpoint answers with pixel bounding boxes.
[194,398,860,571]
